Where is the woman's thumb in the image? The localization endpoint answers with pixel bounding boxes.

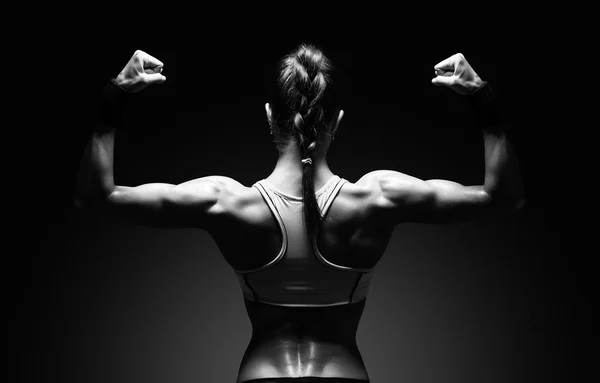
[144,73,167,85]
[431,75,453,87]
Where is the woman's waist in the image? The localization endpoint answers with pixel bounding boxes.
[239,337,368,382]
[244,298,366,337]
[249,331,359,350]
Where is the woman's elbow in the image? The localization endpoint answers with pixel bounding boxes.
[506,186,526,211]
[73,192,112,213]
[513,196,526,210]
[490,193,526,213]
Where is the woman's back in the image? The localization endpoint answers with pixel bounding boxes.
[211,173,393,272]
[77,48,523,383]
[206,173,393,381]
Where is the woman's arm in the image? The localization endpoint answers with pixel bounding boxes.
[74,50,226,229]
[359,53,525,225]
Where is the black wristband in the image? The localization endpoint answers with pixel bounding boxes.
[467,81,504,131]
[97,78,131,129]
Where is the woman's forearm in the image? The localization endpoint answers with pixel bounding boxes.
[75,79,128,207]
[467,82,524,208]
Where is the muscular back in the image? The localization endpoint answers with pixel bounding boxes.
[203,174,391,381]
[208,173,395,275]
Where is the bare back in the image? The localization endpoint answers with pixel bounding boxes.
[206,175,394,382]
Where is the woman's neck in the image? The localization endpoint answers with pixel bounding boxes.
[266,150,335,195]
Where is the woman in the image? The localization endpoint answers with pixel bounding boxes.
[76,44,524,383]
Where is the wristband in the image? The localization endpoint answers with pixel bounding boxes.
[467,81,504,131]
[97,78,131,129]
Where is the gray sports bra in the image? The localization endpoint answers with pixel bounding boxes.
[233,175,374,307]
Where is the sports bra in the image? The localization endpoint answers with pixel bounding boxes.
[233,175,374,307]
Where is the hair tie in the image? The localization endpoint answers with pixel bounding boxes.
[301,157,313,165]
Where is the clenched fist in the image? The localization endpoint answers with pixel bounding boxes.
[431,53,485,95]
[115,50,166,94]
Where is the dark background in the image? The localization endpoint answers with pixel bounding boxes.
[15,15,580,383]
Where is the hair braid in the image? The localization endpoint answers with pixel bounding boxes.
[276,44,333,239]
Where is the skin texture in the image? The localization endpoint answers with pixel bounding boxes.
[75,50,524,382]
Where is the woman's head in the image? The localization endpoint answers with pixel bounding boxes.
[266,43,343,238]
[267,43,342,157]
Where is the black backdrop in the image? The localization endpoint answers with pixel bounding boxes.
[16,14,579,383]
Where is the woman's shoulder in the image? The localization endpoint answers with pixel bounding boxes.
[338,170,415,213]
[207,176,273,214]
[179,176,260,207]
[339,170,394,199]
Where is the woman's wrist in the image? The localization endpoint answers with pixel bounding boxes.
[97,79,131,129]
[113,73,135,93]
[467,81,504,131]
[469,80,495,105]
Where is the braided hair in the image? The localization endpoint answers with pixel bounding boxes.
[270,43,339,239]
